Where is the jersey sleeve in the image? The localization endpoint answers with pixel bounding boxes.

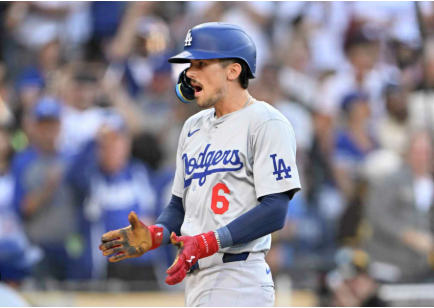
[171,123,188,198]
[251,119,301,199]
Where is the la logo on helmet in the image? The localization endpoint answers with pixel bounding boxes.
[185,30,193,46]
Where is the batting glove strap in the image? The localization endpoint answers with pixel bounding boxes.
[147,225,164,250]
[194,231,219,259]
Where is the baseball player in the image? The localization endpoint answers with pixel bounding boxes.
[99,22,301,306]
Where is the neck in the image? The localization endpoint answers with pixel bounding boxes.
[348,120,364,132]
[0,160,8,174]
[214,89,251,118]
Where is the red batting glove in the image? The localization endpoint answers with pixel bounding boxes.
[147,224,164,250]
[165,231,219,285]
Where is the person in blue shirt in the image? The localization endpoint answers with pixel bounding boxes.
[332,92,378,246]
[333,92,377,200]
[12,97,78,282]
[68,111,158,286]
[0,126,43,285]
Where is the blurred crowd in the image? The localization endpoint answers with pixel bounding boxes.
[1,1,434,306]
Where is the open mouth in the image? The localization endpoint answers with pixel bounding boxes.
[193,85,203,95]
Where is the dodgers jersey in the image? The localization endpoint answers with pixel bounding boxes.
[172,100,301,254]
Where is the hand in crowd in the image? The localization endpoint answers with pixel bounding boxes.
[402,229,434,254]
[22,165,63,217]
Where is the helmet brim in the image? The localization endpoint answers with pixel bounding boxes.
[168,50,255,79]
[168,50,234,63]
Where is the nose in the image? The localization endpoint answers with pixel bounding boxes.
[186,67,196,79]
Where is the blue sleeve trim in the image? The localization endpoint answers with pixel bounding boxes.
[216,226,233,249]
[226,192,290,246]
[155,195,184,245]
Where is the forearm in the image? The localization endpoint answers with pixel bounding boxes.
[112,89,146,135]
[216,192,290,248]
[109,2,153,60]
[155,194,185,245]
[22,187,57,217]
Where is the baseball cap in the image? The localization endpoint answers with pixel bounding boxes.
[32,97,62,121]
[341,91,369,113]
[344,22,381,53]
[100,110,128,134]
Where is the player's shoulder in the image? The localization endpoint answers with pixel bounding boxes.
[182,109,214,131]
[248,100,293,131]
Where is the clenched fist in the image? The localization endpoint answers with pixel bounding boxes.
[99,211,163,262]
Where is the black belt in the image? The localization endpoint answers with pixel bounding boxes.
[188,252,250,273]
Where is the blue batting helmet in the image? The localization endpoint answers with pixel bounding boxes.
[168,22,257,78]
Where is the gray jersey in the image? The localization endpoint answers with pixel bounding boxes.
[172,100,301,254]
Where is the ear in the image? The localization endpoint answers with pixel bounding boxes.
[227,63,242,81]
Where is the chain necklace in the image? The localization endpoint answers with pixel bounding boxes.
[243,96,253,108]
[214,96,254,119]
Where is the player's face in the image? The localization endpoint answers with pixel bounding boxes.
[97,126,131,174]
[187,59,227,109]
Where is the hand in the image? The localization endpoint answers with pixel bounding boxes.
[402,229,434,254]
[99,212,163,262]
[166,231,219,285]
[165,233,201,285]
[45,165,63,188]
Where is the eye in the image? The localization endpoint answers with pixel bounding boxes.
[198,61,206,67]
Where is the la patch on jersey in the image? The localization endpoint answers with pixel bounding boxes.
[172,101,301,254]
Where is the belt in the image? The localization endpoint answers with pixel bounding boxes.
[189,252,250,273]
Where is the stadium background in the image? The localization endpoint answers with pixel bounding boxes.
[1,1,434,306]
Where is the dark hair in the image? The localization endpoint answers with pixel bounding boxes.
[219,58,249,89]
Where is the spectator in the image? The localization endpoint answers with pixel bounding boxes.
[377,83,410,156]
[108,2,173,97]
[4,2,91,76]
[364,130,434,283]
[313,21,395,162]
[12,97,78,282]
[13,66,45,139]
[137,57,175,136]
[58,62,147,159]
[319,92,376,254]
[58,64,107,158]
[408,38,434,136]
[0,127,42,285]
[323,248,387,307]
[333,92,376,201]
[68,111,157,285]
[86,1,126,62]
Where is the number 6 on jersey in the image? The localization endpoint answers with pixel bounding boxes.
[211,183,230,214]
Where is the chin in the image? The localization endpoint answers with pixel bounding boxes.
[196,97,208,108]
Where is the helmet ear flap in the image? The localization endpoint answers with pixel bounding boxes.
[176,69,195,104]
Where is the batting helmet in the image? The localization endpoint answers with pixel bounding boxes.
[168,22,257,78]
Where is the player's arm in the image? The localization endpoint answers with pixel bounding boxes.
[215,190,295,247]
[155,194,185,245]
